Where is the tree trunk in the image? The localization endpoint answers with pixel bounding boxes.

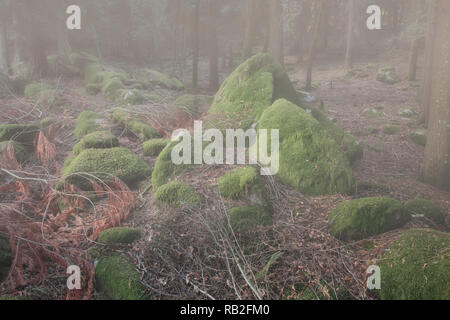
[422,0,450,190]
[0,20,10,73]
[305,0,323,92]
[242,0,258,60]
[408,37,423,81]
[192,0,200,90]
[345,0,355,69]
[269,0,284,66]
[208,0,219,91]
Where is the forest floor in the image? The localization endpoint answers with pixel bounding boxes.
[0,50,448,300]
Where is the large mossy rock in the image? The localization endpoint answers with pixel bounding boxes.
[72,131,119,155]
[329,197,411,241]
[0,141,28,163]
[0,124,38,145]
[405,198,446,225]
[111,109,161,141]
[154,181,200,208]
[61,148,152,190]
[228,205,272,232]
[95,254,148,300]
[97,227,141,245]
[255,99,355,195]
[379,229,450,300]
[0,234,12,282]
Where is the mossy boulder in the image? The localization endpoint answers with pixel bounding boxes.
[97,227,141,244]
[0,124,38,145]
[154,181,200,208]
[144,69,184,90]
[329,197,411,241]
[376,67,401,84]
[175,94,214,116]
[0,234,12,282]
[409,130,427,146]
[0,141,28,163]
[383,125,400,135]
[84,63,104,85]
[95,254,148,300]
[72,131,119,155]
[61,148,152,190]
[111,108,161,141]
[116,89,145,105]
[151,141,179,188]
[102,78,125,101]
[142,139,170,157]
[228,205,272,232]
[74,110,108,139]
[362,107,381,119]
[255,99,355,195]
[219,167,270,208]
[405,198,446,225]
[379,229,450,300]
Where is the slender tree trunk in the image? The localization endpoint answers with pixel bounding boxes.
[305,0,323,91]
[208,0,219,91]
[422,0,450,190]
[192,0,200,89]
[345,0,355,69]
[0,20,10,73]
[269,0,284,66]
[296,0,312,63]
[408,37,423,81]
[242,0,258,59]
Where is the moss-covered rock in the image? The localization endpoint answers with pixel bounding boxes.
[142,139,170,157]
[376,67,401,84]
[175,94,214,116]
[329,197,411,241]
[383,125,400,135]
[24,82,52,99]
[69,52,99,70]
[61,147,152,190]
[405,198,446,225]
[0,141,28,163]
[379,229,450,300]
[111,108,160,141]
[0,233,12,282]
[97,227,141,244]
[72,131,119,155]
[116,89,145,105]
[154,181,200,208]
[219,167,270,208]
[0,124,38,145]
[144,69,184,90]
[409,130,427,146]
[102,77,125,101]
[74,110,105,139]
[84,63,104,85]
[95,254,148,300]
[398,108,416,118]
[255,99,355,195]
[361,107,381,119]
[228,205,272,232]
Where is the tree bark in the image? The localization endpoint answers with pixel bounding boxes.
[408,37,423,81]
[345,0,355,69]
[192,0,200,89]
[305,0,323,92]
[269,0,284,66]
[242,0,258,60]
[422,0,450,190]
[208,0,219,91]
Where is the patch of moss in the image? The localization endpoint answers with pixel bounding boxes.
[379,229,450,300]
[111,108,160,141]
[255,99,355,195]
[83,63,104,85]
[144,69,184,90]
[376,67,401,84]
[155,181,200,208]
[72,131,119,155]
[40,117,55,130]
[24,82,53,99]
[368,126,379,134]
[228,205,272,232]
[398,108,416,118]
[97,227,141,244]
[329,197,411,241]
[405,198,445,225]
[362,108,381,119]
[102,78,125,101]
[409,130,427,146]
[142,139,170,157]
[0,233,12,282]
[116,89,145,105]
[0,124,38,144]
[95,254,148,300]
[175,94,214,116]
[74,110,104,139]
[383,125,400,135]
[62,147,152,190]
[0,141,28,163]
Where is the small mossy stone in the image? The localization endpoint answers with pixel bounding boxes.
[95,254,148,300]
[405,198,446,225]
[0,233,12,282]
[255,99,355,195]
[142,139,170,157]
[409,130,427,146]
[0,141,28,163]
[379,229,450,300]
[111,108,160,141]
[24,82,53,99]
[74,110,104,139]
[228,205,272,232]
[329,197,411,241]
[62,147,152,190]
[398,108,416,118]
[40,117,55,130]
[72,131,119,155]
[144,69,184,90]
[376,67,401,84]
[0,124,39,144]
[116,89,145,105]
[155,181,200,208]
[97,227,141,244]
[362,108,381,119]
[86,83,102,95]
[102,78,125,101]
[383,125,400,135]
[84,63,104,85]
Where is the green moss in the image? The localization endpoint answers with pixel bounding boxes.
[97,227,141,244]
[142,139,170,157]
[175,94,213,116]
[409,130,427,146]
[144,69,184,90]
[62,148,152,190]
[379,229,450,300]
[24,82,52,99]
[362,108,381,119]
[102,78,125,101]
[95,254,148,300]
[83,63,104,85]
[329,197,411,241]
[72,131,119,155]
[405,198,445,225]
[155,181,200,208]
[151,141,178,187]
[383,125,400,135]
[74,110,104,139]
[376,67,401,84]
[0,141,28,163]
[398,108,416,118]
[116,89,145,105]
[0,233,12,282]
[111,108,160,141]
[368,126,379,134]
[40,117,55,130]
[255,99,355,195]
[0,124,38,144]
[228,205,272,232]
